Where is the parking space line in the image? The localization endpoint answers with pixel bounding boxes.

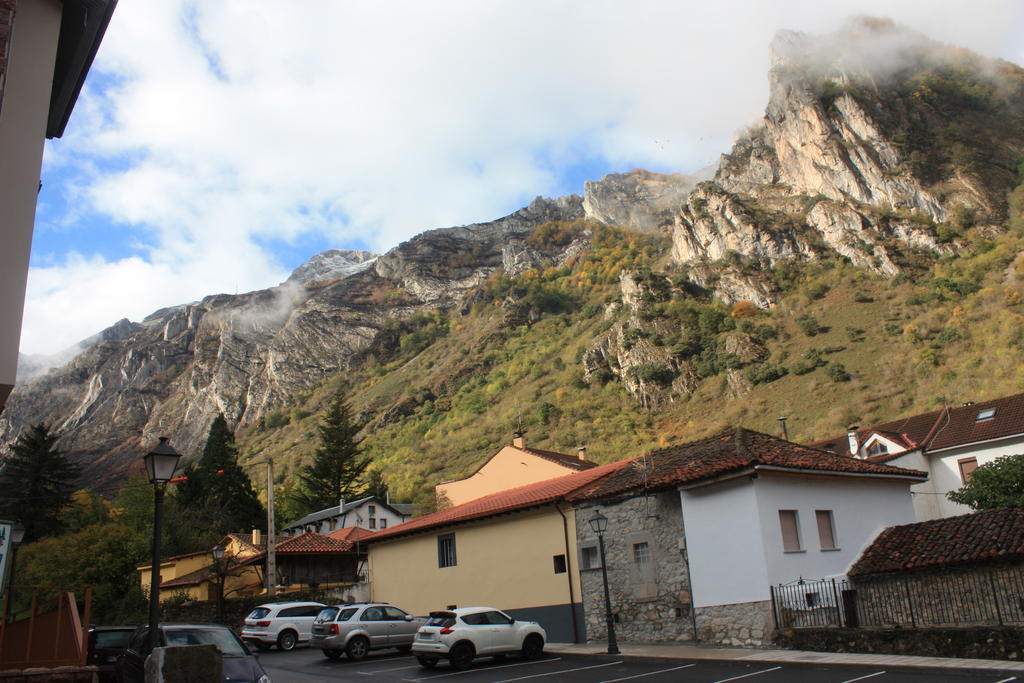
[404,657,563,681]
[599,662,696,682]
[360,663,423,674]
[839,672,886,683]
[994,678,1018,683]
[713,666,782,682]
[493,661,624,682]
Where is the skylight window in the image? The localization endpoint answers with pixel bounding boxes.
[976,408,996,423]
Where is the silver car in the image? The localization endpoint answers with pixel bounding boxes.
[310,603,425,661]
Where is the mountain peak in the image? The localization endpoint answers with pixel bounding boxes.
[286,249,378,285]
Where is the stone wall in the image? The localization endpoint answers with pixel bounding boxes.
[575,493,696,643]
[774,626,1024,661]
[695,600,773,647]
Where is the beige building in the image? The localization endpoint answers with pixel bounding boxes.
[436,433,597,507]
[0,0,115,412]
[368,460,627,643]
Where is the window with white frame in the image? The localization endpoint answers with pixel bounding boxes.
[580,545,600,570]
[633,542,651,565]
[779,509,802,552]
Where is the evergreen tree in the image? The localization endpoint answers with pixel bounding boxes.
[292,391,368,515]
[174,414,265,537]
[0,424,82,542]
[362,468,389,500]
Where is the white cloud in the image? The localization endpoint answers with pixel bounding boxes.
[25,0,1024,355]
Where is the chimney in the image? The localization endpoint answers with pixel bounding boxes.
[847,426,860,457]
[339,498,345,512]
[577,446,587,461]
[778,416,789,441]
[252,529,261,546]
[512,431,525,449]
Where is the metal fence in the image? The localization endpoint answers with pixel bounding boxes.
[771,565,1024,630]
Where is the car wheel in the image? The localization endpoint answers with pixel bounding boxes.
[323,649,344,661]
[521,634,544,660]
[448,642,475,670]
[276,630,298,651]
[417,655,438,669]
[346,635,370,661]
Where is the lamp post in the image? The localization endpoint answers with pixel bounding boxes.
[212,544,225,623]
[587,509,619,655]
[2,522,25,622]
[144,437,181,652]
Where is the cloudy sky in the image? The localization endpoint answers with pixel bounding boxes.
[24,0,1024,356]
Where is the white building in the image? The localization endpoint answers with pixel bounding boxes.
[0,0,116,413]
[282,496,415,536]
[812,393,1024,520]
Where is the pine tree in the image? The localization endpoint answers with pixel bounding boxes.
[292,391,368,515]
[362,468,389,499]
[0,424,82,542]
[174,414,265,537]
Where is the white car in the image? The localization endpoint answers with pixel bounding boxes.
[241,601,326,651]
[412,607,546,670]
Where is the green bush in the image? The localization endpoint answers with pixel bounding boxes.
[264,410,290,429]
[795,314,823,337]
[790,359,817,375]
[630,363,676,387]
[826,362,851,382]
[853,291,874,303]
[745,362,788,385]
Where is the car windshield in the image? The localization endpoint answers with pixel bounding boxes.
[424,612,456,627]
[164,628,248,656]
[93,630,132,649]
[316,607,357,623]
[246,608,271,620]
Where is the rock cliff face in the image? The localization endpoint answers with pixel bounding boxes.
[0,199,585,486]
[4,20,1022,486]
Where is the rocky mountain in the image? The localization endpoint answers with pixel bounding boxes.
[3,18,1023,496]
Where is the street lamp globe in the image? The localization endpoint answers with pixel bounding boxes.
[588,509,608,535]
[144,437,181,484]
[212,544,225,561]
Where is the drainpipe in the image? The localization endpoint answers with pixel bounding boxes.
[556,504,580,643]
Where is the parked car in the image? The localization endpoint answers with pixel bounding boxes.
[114,623,270,683]
[412,607,545,670]
[310,602,425,661]
[241,601,325,651]
[87,626,134,683]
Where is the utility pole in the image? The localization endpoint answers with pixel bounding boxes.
[266,459,276,598]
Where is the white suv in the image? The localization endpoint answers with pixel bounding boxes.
[241,601,325,651]
[412,607,545,670]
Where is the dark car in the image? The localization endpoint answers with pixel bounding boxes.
[87,626,134,682]
[115,623,270,683]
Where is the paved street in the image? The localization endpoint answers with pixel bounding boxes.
[256,647,1023,683]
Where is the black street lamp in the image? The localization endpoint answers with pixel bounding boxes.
[211,544,226,623]
[587,509,619,655]
[144,437,181,652]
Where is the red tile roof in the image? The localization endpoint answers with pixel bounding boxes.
[328,526,377,543]
[849,508,1024,576]
[367,459,632,542]
[274,532,354,554]
[566,428,926,500]
[811,392,1024,460]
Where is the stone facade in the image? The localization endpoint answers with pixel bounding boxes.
[695,600,773,647]
[575,492,696,643]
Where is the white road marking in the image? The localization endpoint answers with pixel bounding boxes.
[599,662,697,682]
[713,666,783,682]
[993,678,1018,683]
[405,657,563,681]
[839,672,886,683]
[493,661,624,682]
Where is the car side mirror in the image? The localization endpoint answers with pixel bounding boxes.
[509,619,515,624]
[405,615,413,621]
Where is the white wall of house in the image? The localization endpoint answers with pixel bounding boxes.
[291,499,407,534]
[0,0,62,407]
[681,472,916,608]
[885,436,1024,521]
[679,476,769,608]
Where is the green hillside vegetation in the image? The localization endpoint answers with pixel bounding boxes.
[238,188,1024,512]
